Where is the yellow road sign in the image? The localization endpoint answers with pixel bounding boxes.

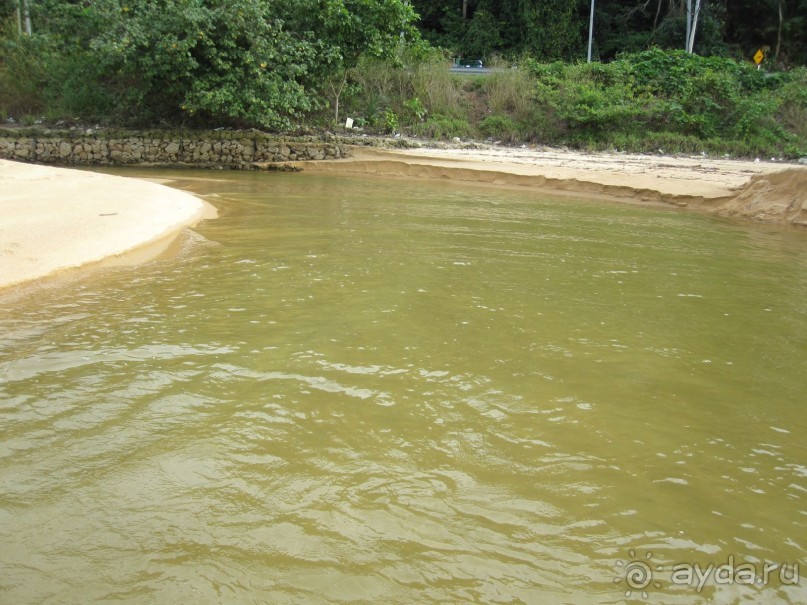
[754,49,764,65]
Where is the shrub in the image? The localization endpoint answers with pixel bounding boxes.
[777,67,807,141]
[401,96,427,127]
[383,109,399,133]
[415,115,473,140]
[531,63,647,138]
[479,114,520,142]
[518,49,807,157]
[0,28,49,118]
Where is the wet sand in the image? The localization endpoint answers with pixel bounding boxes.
[292,146,807,226]
[0,160,215,291]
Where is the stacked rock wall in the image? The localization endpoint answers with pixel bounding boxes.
[0,128,347,169]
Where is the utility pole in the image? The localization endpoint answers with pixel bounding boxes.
[401,0,409,39]
[22,0,32,36]
[587,0,595,62]
[462,0,467,20]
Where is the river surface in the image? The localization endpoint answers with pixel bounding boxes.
[1,170,806,604]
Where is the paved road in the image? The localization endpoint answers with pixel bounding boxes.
[448,67,493,75]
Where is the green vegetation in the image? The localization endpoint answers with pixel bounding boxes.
[523,50,807,156]
[340,49,807,157]
[0,0,416,129]
[1,1,806,158]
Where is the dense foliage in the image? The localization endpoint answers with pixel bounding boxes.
[0,1,806,158]
[0,0,416,128]
[412,0,807,66]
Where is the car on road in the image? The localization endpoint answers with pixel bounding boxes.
[454,59,483,68]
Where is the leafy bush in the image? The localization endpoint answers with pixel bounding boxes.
[777,67,807,141]
[383,109,399,133]
[415,115,473,140]
[517,49,807,157]
[87,0,322,129]
[479,114,520,142]
[530,61,648,138]
[402,96,427,127]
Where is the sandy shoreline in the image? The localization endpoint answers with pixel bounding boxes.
[293,146,807,226]
[2,147,806,291]
[0,160,215,292]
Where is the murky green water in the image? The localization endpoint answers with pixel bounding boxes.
[1,170,806,604]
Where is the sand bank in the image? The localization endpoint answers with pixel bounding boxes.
[0,160,215,291]
[289,146,807,227]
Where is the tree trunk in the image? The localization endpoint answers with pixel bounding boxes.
[462,0,468,19]
[652,0,663,32]
[775,0,783,61]
[330,70,348,125]
[685,0,692,50]
[686,0,701,53]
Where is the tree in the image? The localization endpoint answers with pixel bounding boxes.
[75,0,322,128]
[293,0,418,123]
[6,0,418,128]
[686,0,703,53]
[410,0,588,61]
[462,9,501,58]
[523,0,585,60]
[722,0,807,66]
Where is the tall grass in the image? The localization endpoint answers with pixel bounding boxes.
[0,21,48,119]
[347,51,469,137]
[409,58,465,118]
[484,59,533,118]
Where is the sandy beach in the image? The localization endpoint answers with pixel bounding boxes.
[2,147,805,291]
[0,160,214,291]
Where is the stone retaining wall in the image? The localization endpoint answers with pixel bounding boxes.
[0,128,348,169]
